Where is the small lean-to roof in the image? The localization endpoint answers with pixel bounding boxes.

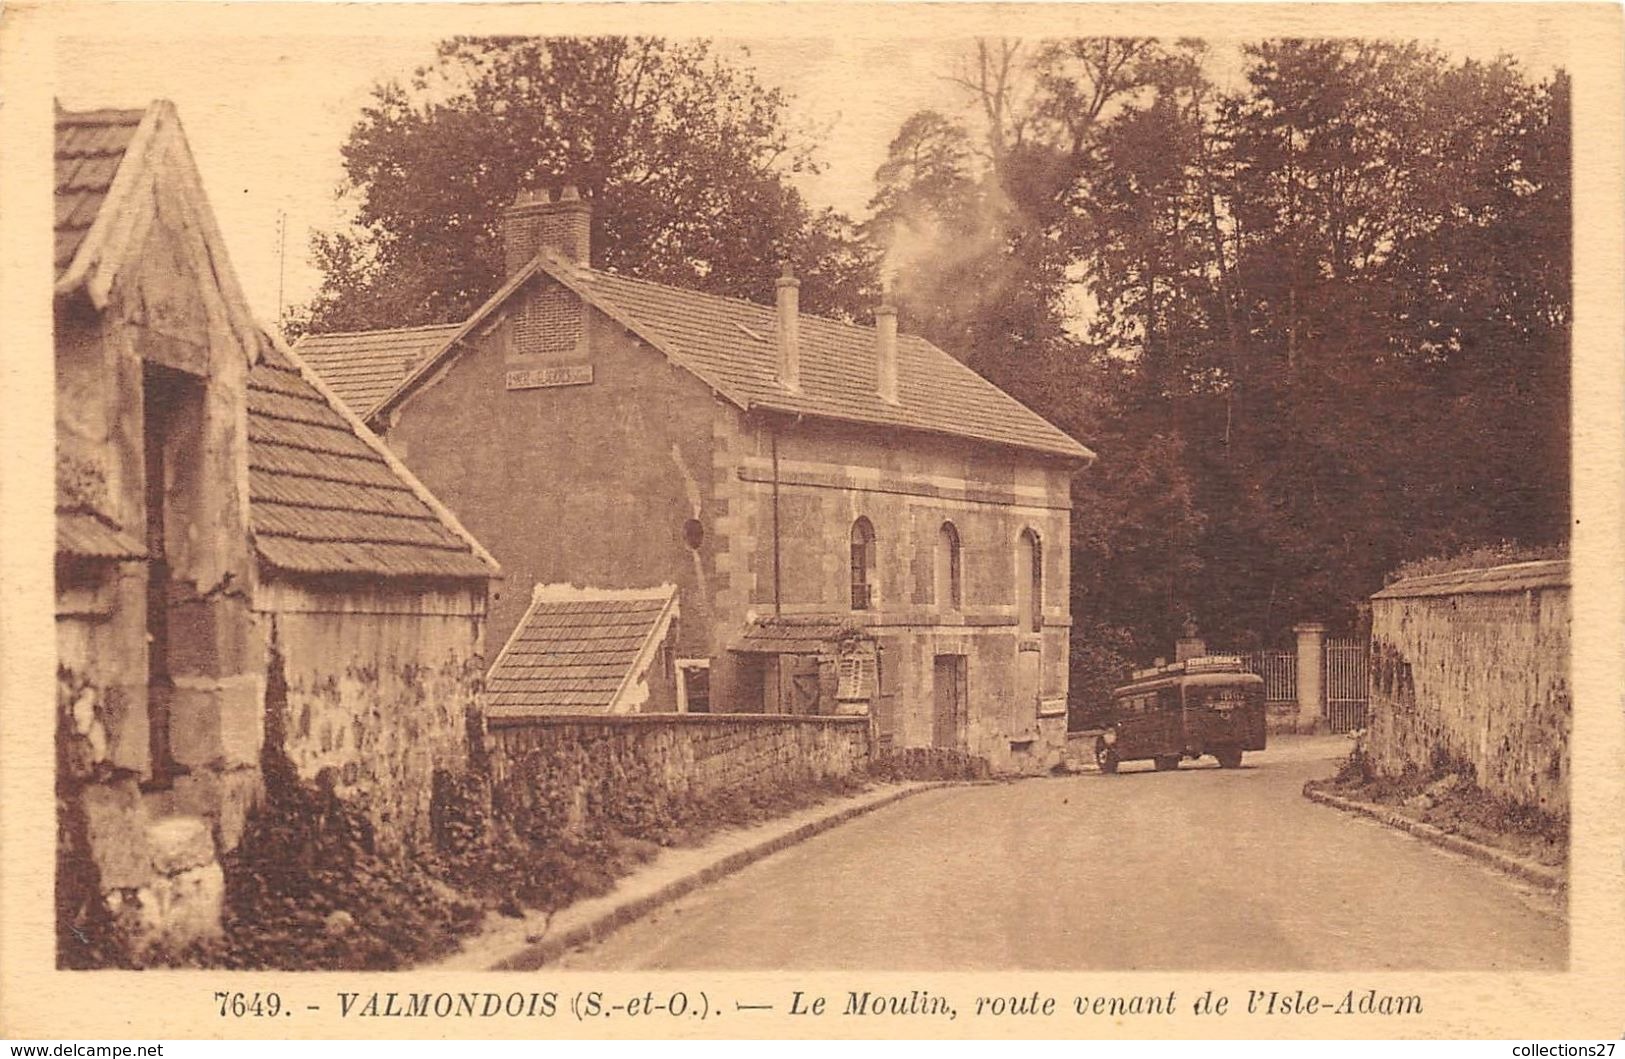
[1372,558,1571,600]
[56,449,147,562]
[248,332,499,581]
[57,511,148,562]
[293,323,464,418]
[731,616,866,655]
[485,584,678,716]
[326,251,1093,462]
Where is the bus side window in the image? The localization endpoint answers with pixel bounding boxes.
[1158,687,1181,712]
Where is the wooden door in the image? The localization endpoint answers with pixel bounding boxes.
[1014,640,1041,736]
[785,655,823,715]
[933,654,967,749]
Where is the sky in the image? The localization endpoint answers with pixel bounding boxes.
[55,18,1567,325]
[58,32,970,322]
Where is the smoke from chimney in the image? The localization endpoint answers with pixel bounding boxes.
[875,297,899,405]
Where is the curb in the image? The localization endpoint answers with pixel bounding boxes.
[489,783,939,970]
[1302,785,1566,893]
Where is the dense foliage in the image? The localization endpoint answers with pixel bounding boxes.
[869,39,1570,708]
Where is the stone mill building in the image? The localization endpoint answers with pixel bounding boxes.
[297,185,1094,774]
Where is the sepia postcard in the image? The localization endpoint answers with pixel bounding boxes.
[1,0,1621,1041]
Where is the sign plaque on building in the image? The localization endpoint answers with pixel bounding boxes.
[505,363,593,391]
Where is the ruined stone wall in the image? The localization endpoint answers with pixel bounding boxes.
[484,714,870,837]
[1368,580,1570,817]
[261,581,487,853]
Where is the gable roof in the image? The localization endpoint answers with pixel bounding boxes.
[56,512,148,562]
[54,101,261,364]
[485,584,678,716]
[248,331,500,581]
[309,251,1094,462]
[54,102,496,584]
[293,323,464,417]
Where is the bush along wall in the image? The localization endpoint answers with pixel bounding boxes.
[435,715,875,916]
[168,629,483,970]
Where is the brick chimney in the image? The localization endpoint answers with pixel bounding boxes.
[776,261,801,392]
[875,299,899,405]
[502,184,591,274]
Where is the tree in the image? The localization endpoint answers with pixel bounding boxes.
[866,39,1212,710]
[301,36,877,333]
[875,37,1570,689]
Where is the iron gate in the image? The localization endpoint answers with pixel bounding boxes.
[1243,650,1297,704]
[1323,638,1369,733]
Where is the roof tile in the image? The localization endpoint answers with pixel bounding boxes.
[298,255,1093,460]
[57,510,148,561]
[1372,559,1570,600]
[247,333,496,580]
[53,106,143,278]
[485,586,677,716]
[293,324,465,416]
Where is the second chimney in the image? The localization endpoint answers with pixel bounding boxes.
[502,185,592,274]
[875,299,899,405]
[776,262,801,392]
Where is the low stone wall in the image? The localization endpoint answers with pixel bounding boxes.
[1368,560,1570,817]
[482,714,870,838]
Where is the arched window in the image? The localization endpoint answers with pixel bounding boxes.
[936,521,962,609]
[1017,528,1043,632]
[850,517,876,610]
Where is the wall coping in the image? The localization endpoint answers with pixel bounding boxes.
[1372,558,1570,600]
[485,711,872,731]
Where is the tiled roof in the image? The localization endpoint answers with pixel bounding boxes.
[731,616,865,654]
[564,265,1092,460]
[52,104,492,582]
[292,324,463,417]
[314,251,1093,460]
[485,585,677,716]
[1372,559,1570,600]
[57,511,147,561]
[248,336,496,580]
[55,106,144,277]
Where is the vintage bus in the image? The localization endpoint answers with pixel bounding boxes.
[1094,656,1266,773]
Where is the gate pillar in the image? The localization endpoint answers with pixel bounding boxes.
[1293,621,1327,733]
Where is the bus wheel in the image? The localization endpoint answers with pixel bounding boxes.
[1095,740,1119,775]
[1215,748,1243,769]
[1154,755,1180,772]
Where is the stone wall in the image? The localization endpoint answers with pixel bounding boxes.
[1367,560,1570,817]
[483,714,870,838]
[262,581,488,853]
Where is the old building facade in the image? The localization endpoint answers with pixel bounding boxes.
[300,187,1092,773]
[54,102,498,961]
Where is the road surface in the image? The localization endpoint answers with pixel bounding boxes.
[552,737,1566,971]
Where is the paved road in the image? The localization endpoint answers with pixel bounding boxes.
[553,737,1566,971]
